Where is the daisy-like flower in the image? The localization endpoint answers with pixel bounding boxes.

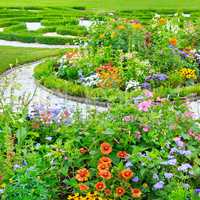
[117,151,128,159]
[116,187,125,197]
[99,157,112,167]
[131,188,142,198]
[95,181,106,191]
[79,184,89,191]
[98,170,112,180]
[138,100,152,112]
[97,163,110,171]
[75,168,90,182]
[120,169,134,180]
[100,142,112,155]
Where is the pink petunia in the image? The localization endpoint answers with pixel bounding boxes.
[138,100,152,112]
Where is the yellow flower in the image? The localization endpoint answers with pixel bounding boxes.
[99,34,105,39]
[116,25,125,30]
[111,32,117,38]
[180,68,197,79]
[132,23,142,29]
[159,18,167,25]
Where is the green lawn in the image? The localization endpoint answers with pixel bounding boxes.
[0,46,62,74]
[0,0,200,10]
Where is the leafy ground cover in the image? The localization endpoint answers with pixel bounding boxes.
[0,90,200,199]
[34,14,200,102]
[0,46,63,74]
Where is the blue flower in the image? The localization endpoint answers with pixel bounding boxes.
[177,163,192,172]
[164,173,173,179]
[132,176,139,182]
[153,181,164,190]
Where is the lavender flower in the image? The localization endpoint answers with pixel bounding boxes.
[183,183,190,189]
[164,173,173,179]
[141,82,151,89]
[177,150,192,156]
[177,163,192,172]
[195,188,200,193]
[132,176,140,182]
[125,161,133,168]
[153,173,159,180]
[153,181,164,190]
[161,158,177,166]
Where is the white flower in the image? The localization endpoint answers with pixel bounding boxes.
[126,80,140,91]
[182,13,191,18]
[46,136,53,141]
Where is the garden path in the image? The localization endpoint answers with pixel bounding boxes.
[0,61,107,116]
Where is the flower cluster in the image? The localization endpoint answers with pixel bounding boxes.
[180,68,197,79]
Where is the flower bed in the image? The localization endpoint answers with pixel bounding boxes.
[0,91,200,199]
[34,14,200,103]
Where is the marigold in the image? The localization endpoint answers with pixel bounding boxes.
[117,151,128,158]
[99,170,112,180]
[75,168,90,182]
[120,169,134,180]
[95,181,106,191]
[132,23,142,29]
[116,187,125,196]
[99,157,112,167]
[100,142,112,155]
[169,38,177,46]
[79,184,89,191]
[131,188,142,198]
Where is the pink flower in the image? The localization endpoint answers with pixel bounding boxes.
[135,131,142,139]
[144,90,153,98]
[123,115,134,122]
[138,100,152,112]
[143,126,150,132]
[184,111,195,119]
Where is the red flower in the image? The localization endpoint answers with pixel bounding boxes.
[99,157,112,167]
[100,142,112,155]
[117,151,128,158]
[95,182,106,191]
[98,170,112,180]
[120,169,134,180]
[104,188,112,196]
[79,147,88,154]
[116,187,125,196]
[79,184,89,191]
[75,168,90,182]
[97,163,110,171]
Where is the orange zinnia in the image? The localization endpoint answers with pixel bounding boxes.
[104,188,112,196]
[100,142,112,155]
[169,38,177,46]
[117,151,128,158]
[116,187,125,196]
[120,169,134,180]
[117,25,125,30]
[79,184,89,191]
[131,188,142,198]
[75,168,90,182]
[79,147,88,154]
[95,181,106,191]
[97,162,110,171]
[99,157,112,167]
[99,170,112,180]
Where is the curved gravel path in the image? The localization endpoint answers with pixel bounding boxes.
[0,61,107,116]
[0,39,79,49]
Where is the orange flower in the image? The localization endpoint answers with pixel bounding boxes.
[97,163,110,171]
[169,38,177,46]
[80,147,88,154]
[98,170,112,180]
[117,25,125,30]
[75,168,90,182]
[100,142,112,155]
[104,188,112,196]
[116,187,125,196]
[79,184,89,191]
[132,23,142,29]
[99,157,112,167]
[95,181,106,191]
[120,169,134,180]
[117,151,128,158]
[131,188,142,198]
[159,18,167,25]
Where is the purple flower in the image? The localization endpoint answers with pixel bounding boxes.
[161,158,177,166]
[177,163,192,172]
[144,90,153,98]
[164,173,173,179]
[195,188,200,193]
[174,137,185,147]
[141,82,151,89]
[153,181,164,190]
[132,176,139,182]
[177,150,192,156]
[125,161,133,168]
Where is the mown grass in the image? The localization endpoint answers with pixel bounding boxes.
[0,0,200,10]
[0,46,63,74]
